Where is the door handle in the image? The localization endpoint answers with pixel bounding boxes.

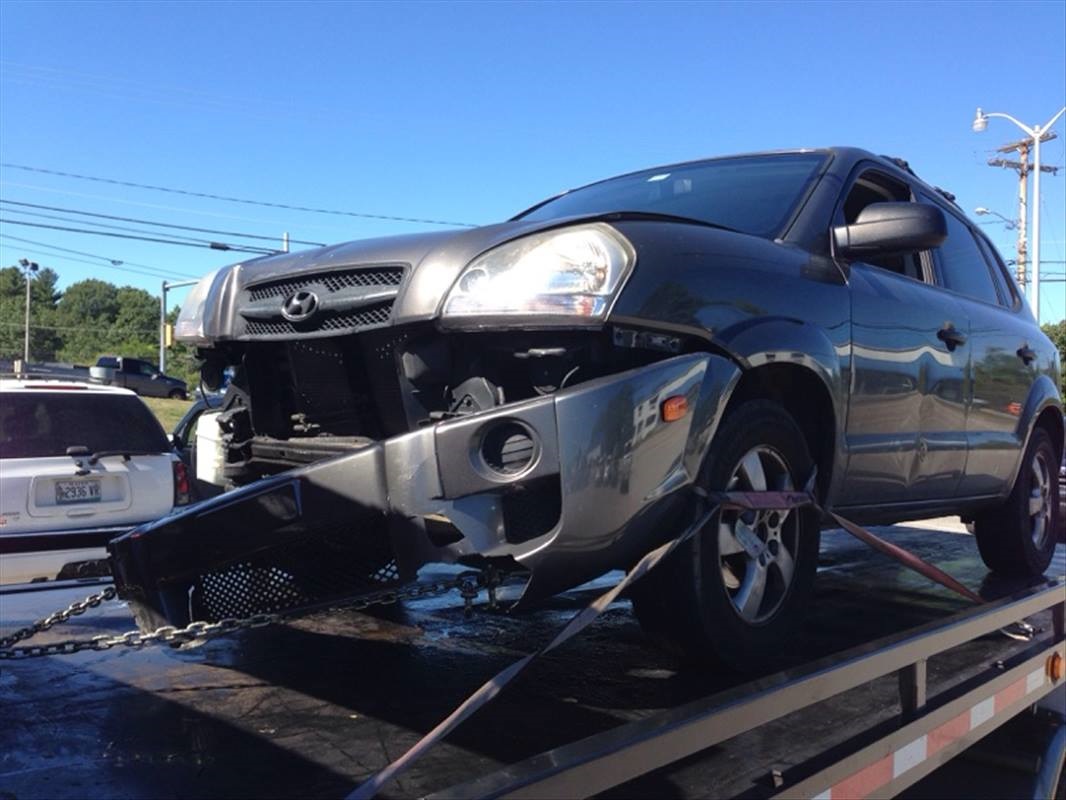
[1016,345,1036,365]
[937,326,967,351]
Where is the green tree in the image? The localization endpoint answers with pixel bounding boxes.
[56,280,158,364]
[0,265,63,362]
[107,286,160,359]
[166,304,202,387]
[1041,319,1066,395]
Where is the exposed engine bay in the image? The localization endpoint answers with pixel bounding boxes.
[202,327,678,485]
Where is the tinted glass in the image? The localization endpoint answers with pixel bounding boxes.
[0,392,170,459]
[935,210,999,304]
[974,234,1017,308]
[517,153,828,238]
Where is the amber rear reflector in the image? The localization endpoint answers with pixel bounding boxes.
[661,395,689,422]
[1049,652,1064,682]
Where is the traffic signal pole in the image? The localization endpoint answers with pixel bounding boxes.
[159,279,199,374]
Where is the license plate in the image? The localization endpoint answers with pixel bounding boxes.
[55,479,102,505]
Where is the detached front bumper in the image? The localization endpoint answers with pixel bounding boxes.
[109,353,738,631]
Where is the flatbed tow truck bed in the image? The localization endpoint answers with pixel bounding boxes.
[1,522,1063,799]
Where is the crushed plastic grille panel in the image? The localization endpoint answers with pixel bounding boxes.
[191,522,400,621]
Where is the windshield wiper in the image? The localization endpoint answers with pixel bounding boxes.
[598,210,743,234]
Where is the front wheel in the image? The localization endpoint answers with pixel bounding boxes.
[972,427,1059,577]
[168,389,187,400]
[630,400,820,671]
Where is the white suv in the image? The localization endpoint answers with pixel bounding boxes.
[0,378,191,584]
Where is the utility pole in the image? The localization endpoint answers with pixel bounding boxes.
[18,259,39,364]
[282,231,290,253]
[975,105,1066,323]
[985,132,1058,292]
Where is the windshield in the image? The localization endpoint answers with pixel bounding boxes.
[517,153,829,238]
[0,393,170,459]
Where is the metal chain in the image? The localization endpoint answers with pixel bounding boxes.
[0,585,118,650]
[0,574,483,661]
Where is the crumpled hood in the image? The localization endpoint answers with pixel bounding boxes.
[231,215,596,325]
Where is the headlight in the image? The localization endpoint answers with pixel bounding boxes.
[441,223,634,323]
[174,268,223,344]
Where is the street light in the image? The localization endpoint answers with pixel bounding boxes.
[974,207,1019,230]
[18,258,39,364]
[973,105,1066,323]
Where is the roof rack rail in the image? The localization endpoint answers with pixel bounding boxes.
[933,185,959,206]
[880,155,917,176]
[880,155,960,207]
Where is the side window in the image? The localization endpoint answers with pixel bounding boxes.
[931,208,999,305]
[974,234,1019,309]
[839,169,926,281]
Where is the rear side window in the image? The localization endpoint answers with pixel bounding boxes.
[933,209,999,305]
[974,234,1018,308]
[0,393,169,459]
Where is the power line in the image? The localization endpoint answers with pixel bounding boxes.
[0,163,479,228]
[1,247,194,282]
[0,199,327,246]
[0,320,158,335]
[0,60,283,119]
[0,179,350,232]
[0,218,277,255]
[0,234,201,279]
[2,208,279,250]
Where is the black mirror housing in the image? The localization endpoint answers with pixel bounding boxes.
[833,202,947,258]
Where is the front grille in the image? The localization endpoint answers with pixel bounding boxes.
[241,265,406,338]
[247,266,404,302]
[244,301,395,337]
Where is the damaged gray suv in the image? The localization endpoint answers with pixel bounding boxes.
[109,148,1063,669]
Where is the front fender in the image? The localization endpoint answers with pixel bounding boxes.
[713,316,848,500]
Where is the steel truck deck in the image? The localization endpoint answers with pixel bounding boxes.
[1,522,1063,799]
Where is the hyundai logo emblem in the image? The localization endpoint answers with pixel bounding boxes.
[281,290,320,323]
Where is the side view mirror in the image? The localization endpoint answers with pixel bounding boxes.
[833,202,947,258]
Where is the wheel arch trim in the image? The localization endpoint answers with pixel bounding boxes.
[1010,375,1064,490]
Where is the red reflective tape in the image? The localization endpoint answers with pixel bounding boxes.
[927,710,970,756]
[832,753,893,799]
[995,677,1027,714]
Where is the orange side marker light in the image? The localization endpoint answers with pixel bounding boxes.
[661,395,689,423]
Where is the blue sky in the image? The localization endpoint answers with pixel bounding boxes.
[1,0,1064,322]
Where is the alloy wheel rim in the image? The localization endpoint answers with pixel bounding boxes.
[1028,451,1052,549]
[717,445,800,624]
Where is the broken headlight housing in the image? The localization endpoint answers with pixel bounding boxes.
[441,223,635,325]
[174,267,230,345]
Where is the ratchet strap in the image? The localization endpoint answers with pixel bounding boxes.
[348,486,987,799]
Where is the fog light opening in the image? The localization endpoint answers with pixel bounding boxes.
[480,421,537,477]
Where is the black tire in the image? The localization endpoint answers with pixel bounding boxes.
[972,427,1058,577]
[168,389,187,400]
[630,400,820,671]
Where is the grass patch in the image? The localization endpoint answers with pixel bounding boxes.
[142,396,193,432]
